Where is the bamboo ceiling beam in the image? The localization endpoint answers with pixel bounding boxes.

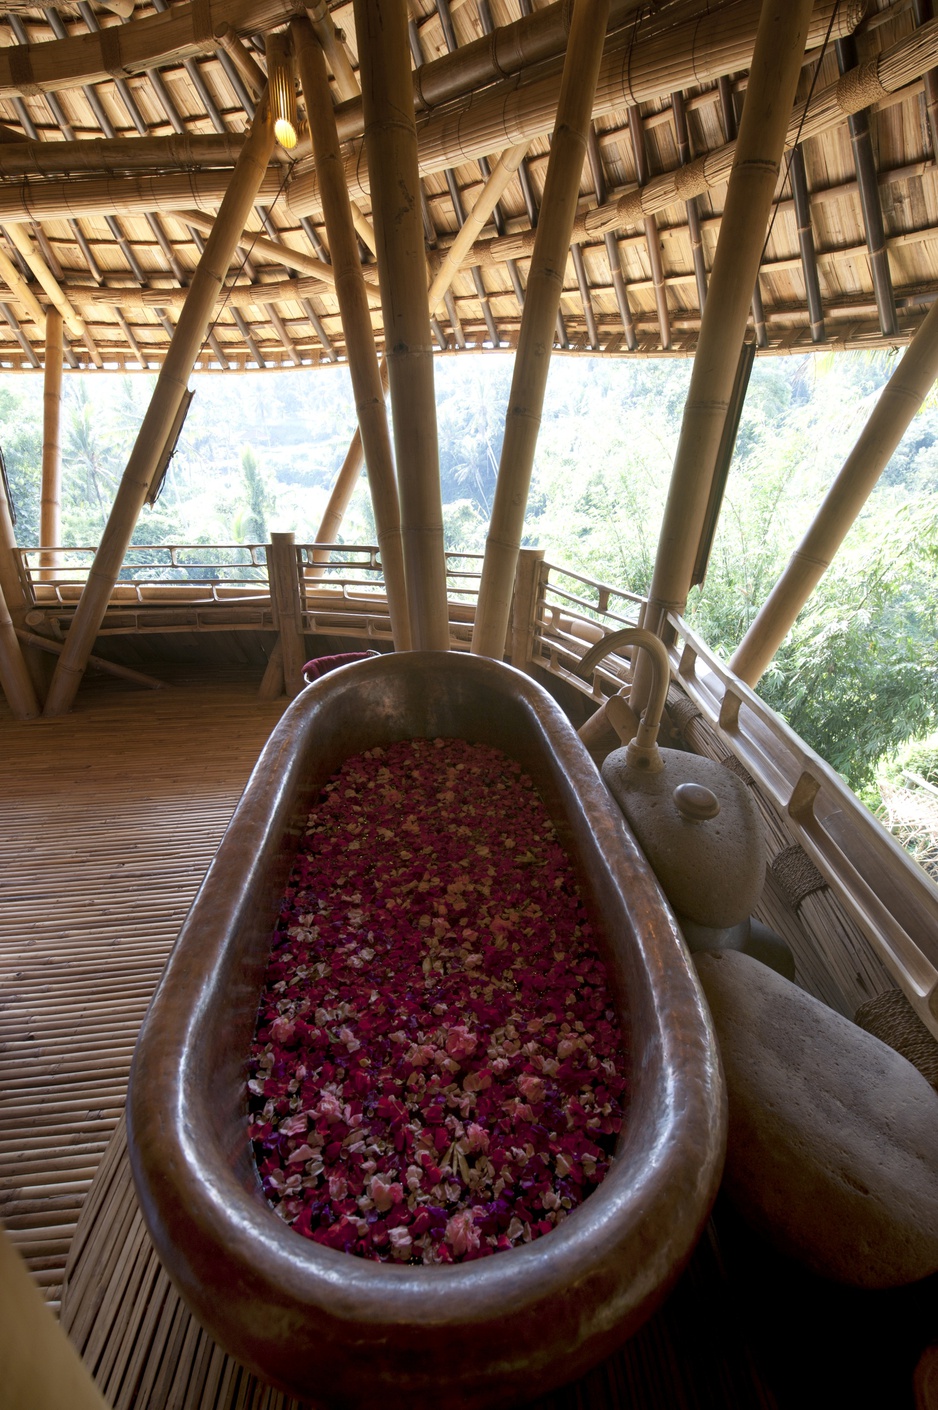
[0,238,45,334]
[671,88,708,316]
[911,0,938,163]
[466,19,938,275]
[586,125,636,350]
[2,223,83,339]
[630,0,816,712]
[730,295,938,688]
[472,0,611,661]
[836,34,898,339]
[287,0,861,216]
[0,0,302,98]
[294,16,411,653]
[790,143,825,343]
[177,208,382,303]
[0,133,246,178]
[718,73,767,349]
[0,300,38,367]
[43,96,276,718]
[628,104,670,351]
[354,0,449,653]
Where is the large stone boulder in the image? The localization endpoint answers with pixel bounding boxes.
[696,950,938,1287]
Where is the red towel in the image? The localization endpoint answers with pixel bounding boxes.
[302,651,378,683]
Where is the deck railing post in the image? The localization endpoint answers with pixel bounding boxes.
[267,533,307,699]
[510,547,546,671]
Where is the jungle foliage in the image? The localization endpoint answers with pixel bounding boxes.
[2,350,937,793]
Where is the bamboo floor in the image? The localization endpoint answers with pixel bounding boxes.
[1,666,931,1408]
[0,667,286,1309]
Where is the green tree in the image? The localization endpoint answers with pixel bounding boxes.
[233,446,274,543]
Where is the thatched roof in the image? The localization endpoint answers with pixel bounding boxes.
[0,0,933,370]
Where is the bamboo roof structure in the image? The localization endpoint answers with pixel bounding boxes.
[0,0,929,371]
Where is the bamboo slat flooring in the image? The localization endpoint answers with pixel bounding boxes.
[0,668,286,1310]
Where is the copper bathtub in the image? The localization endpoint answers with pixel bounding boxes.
[127,651,725,1409]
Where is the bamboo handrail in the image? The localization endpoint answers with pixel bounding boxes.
[730,295,938,687]
[39,309,62,580]
[43,98,276,718]
[354,0,449,652]
[472,0,611,660]
[295,16,411,653]
[631,0,816,710]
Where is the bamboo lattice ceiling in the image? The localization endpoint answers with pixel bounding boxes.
[0,0,932,371]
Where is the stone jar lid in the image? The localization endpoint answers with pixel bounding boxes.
[601,747,764,928]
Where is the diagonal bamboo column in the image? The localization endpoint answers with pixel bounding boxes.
[471,0,611,659]
[353,0,449,652]
[630,0,815,713]
[0,571,38,717]
[293,17,411,652]
[730,298,938,687]
[39,309,63,581]
[43,97,275,717]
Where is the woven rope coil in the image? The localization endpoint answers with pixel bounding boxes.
[721,754,755,787]
[666,688,701,736]
[673,163,706,202]
[837,60,886,115]
[771,843,828,909]
[855,989,938,1093]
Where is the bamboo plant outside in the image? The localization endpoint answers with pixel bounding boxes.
[39,308,63,581]
[630,0,816,713]
[43,96,276,718]
[294,16,411,653]
[353,0,449,652]
[730,297,938,687]
[472,0,611,660]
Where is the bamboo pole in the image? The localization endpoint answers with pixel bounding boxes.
[790,144,824,342]
[39,309,63,582]
[15,628,164,690]
[836,34,898,339]
[2,223,83,339]
[354,0,449,653]
[294,17,411,653]
[472,0,611,660]
[311,141,530,563]
[0,570,39,718]
[0,133,244,178]
[0,459,27,615]
[42,98,276,718]
[629,105,670,350]
[0,1224,109,1410]
[630,0,815,712]
[0,240,45,333]
[671,88,708,316]
[177,208,381,303]
[730,299,938,687]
